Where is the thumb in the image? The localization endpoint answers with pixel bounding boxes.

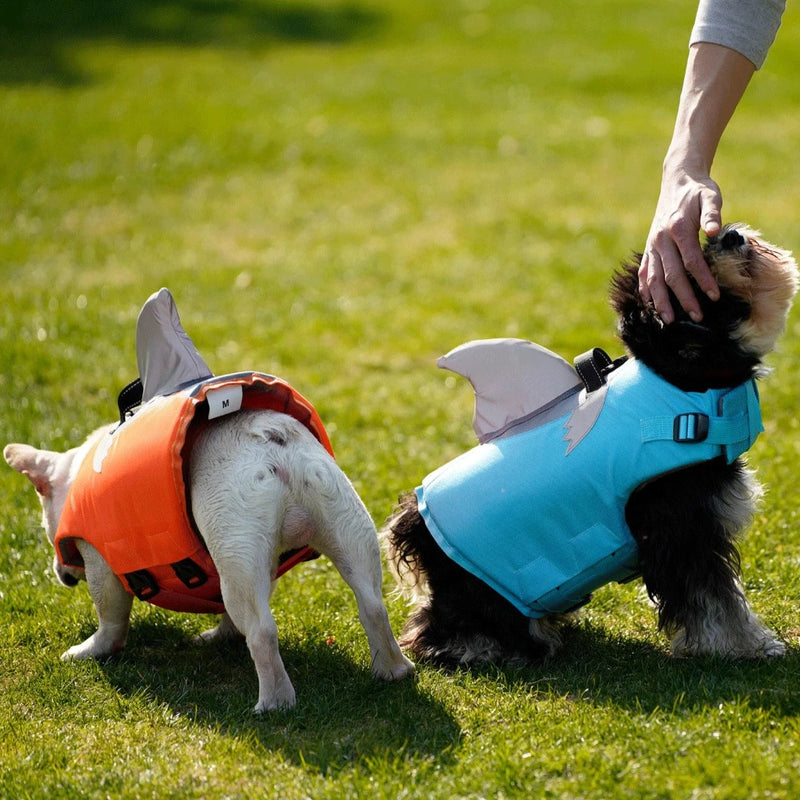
[699,185,722,237]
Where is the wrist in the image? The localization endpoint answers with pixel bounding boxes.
[662,146,711,182]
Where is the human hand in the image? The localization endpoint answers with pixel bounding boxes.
[638,166,721,324]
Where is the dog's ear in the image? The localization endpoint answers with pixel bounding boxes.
[609,257,641,316]
[3,443,59,498]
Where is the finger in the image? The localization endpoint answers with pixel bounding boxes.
[694,186,722,297]
[642,251,676,325]
[675,236,719,302]
[701,216,721,237]
[638,254,653,304]
[670,219,720,303]
[659,243,704,323]
[699,184,722,237]
[684,257,719,302]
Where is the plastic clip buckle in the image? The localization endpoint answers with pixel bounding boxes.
[673,413,709,443]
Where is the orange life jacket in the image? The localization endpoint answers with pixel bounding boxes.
[54,372,333,614]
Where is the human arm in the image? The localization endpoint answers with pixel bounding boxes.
[639,0,785,324]
[638,43,754,323]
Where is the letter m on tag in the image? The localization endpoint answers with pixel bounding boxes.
[206,385,244,419]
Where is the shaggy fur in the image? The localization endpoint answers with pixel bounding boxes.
[5,408,413,712]
[386,224,796,666]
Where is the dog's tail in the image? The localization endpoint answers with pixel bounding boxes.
[383,492,434,599]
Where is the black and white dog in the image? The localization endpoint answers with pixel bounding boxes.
[386,225,796,666]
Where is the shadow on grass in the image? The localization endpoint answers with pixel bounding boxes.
[491,622,800,718]
[100,620,460,773]
[93,616,800,773]
[0,0,385,85]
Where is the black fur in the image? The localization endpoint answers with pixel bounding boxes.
[610,247,757,392]
[387,226,788,665]
[389,494,549,666]
[625,460,746,644]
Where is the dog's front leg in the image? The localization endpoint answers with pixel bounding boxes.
[628,462,785,659]
[62,543,132,660]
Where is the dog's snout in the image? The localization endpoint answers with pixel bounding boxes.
[705,225,751,265]
[719,229,746,251]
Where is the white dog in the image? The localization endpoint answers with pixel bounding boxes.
[4,289,413,712]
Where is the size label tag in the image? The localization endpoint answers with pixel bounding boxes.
[206,384,243,419]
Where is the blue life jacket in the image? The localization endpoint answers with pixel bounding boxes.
[416,357,762,618]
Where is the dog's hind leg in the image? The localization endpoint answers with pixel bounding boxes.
[324,536,415,681]
[385,496,559,666]
[301,469,414,680]
[215,549,297,712]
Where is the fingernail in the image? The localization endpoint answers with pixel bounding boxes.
[690,310,703,323]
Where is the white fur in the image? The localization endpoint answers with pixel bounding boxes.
[670,582,786,658]
[4,408,413,712]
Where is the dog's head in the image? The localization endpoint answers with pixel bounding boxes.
[611,224,798,391]
[4,427,109,588]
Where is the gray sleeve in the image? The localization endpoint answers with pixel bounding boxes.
[690,0,786,68]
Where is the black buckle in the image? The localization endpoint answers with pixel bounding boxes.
[124,569,160,601]
[171,558,209,589]
[673,413,709,443]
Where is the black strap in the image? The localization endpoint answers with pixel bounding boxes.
[117,378,143,423]
[124,569,160,601]
[574,348,627,393]
[171,558,209,589]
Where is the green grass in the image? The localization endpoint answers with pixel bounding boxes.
[3,0,800,797]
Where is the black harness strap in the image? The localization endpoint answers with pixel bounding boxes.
[117,378,143,423]
[574,348,628,393]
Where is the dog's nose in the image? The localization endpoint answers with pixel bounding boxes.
[719,229,746,250]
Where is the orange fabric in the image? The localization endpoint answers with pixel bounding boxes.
[55,373,332,613]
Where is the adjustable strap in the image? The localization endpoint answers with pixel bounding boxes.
[124,569,160,601]
[574,348,628,393]
[117,378,143,423]
[124,559,208,601]
[171,557,209,589]
[125,549,319,603]
[640,379,763,463]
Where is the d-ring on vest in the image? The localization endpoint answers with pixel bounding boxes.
[55,372,334,614]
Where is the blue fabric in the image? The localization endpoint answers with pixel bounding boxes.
[416,358,763,618]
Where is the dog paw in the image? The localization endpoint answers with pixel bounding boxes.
[254,682,296,713]
[61,646,95,661]
[760,637,787,658]
[193,627,243,646]
[670,626,787,660]
[193,613,242,645]
[372,652,415,682]
[61,639,119,661]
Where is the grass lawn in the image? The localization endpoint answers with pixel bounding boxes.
[3,0,800,797]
